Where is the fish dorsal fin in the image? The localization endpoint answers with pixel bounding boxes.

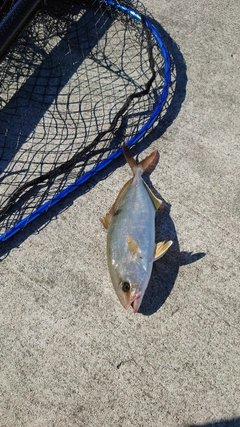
[154,240,173,261]
[100,178,133,229]
[143,181,162,210]
[126,235,141,257]
[100,212,111,229]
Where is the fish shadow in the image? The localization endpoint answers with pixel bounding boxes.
[139,181,205,315]
[186,417,240,427]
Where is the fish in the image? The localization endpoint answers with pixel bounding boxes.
[100,143,172,313]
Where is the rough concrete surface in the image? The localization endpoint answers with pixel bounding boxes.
[0,1,239,426]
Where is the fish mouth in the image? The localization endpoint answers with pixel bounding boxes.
[129,292,141,313]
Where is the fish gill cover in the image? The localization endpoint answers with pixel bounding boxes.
[0,0,174,241]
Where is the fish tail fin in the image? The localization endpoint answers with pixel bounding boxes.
[122,142,159,175]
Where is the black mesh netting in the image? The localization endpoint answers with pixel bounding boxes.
[0,0,175,241]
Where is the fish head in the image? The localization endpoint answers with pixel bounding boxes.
[119,280,143,312]
[110,265,148,313]
[107,236,153,313]
[115,279,143,313]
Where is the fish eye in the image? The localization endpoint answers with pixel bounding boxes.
[121,281,131,293]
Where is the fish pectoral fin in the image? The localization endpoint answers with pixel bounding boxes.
[126,235,141,257]
[154,240,173,261]
[100,178,133,229]
[143,181,162,210]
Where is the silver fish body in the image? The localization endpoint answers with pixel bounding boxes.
[107,171,155,312]
[101,144,172,313]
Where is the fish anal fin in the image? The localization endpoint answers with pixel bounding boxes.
[100,178,133,229]
[154,240,173,261]
[143,181,162,210]
[126,235,141,257]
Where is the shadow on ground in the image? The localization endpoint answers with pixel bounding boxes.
[139,179,205,315]
[186,416,240,427]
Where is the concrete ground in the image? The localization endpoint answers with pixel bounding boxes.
[0,0,239,426]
